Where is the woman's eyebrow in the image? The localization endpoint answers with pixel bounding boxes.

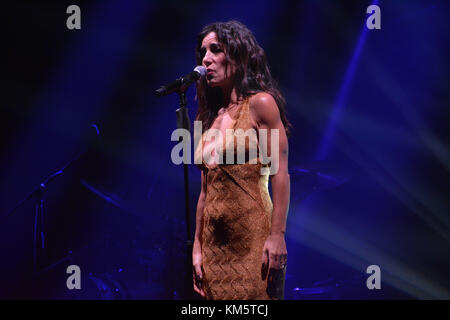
[200,42,221,51]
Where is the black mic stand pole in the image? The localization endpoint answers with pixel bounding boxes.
[175,91,194,299]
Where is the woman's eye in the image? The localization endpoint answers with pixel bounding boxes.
[210,45,222,53]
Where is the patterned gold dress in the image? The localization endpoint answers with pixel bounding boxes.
[194,97,286,300]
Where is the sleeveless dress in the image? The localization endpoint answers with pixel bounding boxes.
[194,96,286,300]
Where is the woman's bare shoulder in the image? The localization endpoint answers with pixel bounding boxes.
[249,92,280,125]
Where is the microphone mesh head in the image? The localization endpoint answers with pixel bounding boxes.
[194,66,207,78]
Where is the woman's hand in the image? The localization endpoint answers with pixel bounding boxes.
[261,233,287,284]
[192,240,206,298]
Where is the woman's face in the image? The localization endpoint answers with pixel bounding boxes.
[200,32,235,88]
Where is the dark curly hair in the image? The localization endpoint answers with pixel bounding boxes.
[195,20,291,137]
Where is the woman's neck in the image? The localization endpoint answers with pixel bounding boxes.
[221,85,238,109]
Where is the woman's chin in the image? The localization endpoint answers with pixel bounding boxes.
[207,80,219,87]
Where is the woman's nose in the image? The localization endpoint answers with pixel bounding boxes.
[202,51,212,66]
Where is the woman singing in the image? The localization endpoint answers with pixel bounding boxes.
[192,20,291,300]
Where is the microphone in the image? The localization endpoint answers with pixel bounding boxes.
[155,66,207,96]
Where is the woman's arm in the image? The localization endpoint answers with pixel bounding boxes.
[250,93,290,286]
[194,170,207,242]
[192,169,207,297]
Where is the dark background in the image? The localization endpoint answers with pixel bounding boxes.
[2,0,449,299]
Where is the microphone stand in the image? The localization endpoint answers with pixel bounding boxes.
[1,124,100,279]
[1,150,86,278]
[174,91,194,299]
